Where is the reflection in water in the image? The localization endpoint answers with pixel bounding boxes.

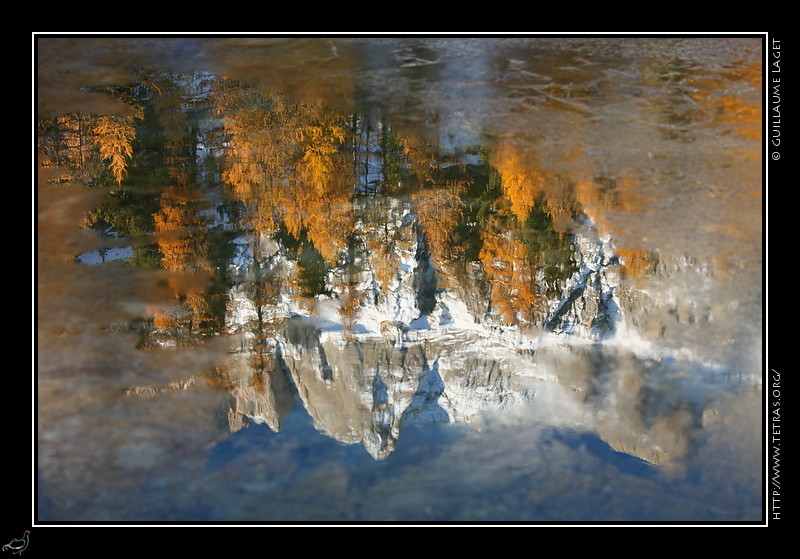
[36,36,763,523]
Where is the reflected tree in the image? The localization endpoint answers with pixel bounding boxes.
[38,109,143,186]
[412,185,466,268]
[92,114,140,184]
[479,215,541,326]
[215,85,357,265]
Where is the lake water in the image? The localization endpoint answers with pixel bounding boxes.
[35,35,764,525]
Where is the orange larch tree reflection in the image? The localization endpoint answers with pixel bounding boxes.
[148,185,222,341]
[412,184,466,272]
[491,142,545,224]
[38,109,143,186]
[216,86,356,266]
[479,215,541,326]
[491,142,580,236]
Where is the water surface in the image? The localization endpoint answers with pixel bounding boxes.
[36,35,763,524]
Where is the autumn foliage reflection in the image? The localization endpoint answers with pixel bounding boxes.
[480,216,541,326]
[216,87,355,265]
[38,109,143,186]
[208,79,586,329]
[39,69,670,348]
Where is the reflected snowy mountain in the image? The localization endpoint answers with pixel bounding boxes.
[208,215,751,467]
[116,163,755,470]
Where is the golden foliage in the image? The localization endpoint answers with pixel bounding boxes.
[93,113,141,184]
[218,90,355,263]
[491,143,545,223]
[151,188,216,339]
[396,133,439,186]
[372,242,400,292]
[309,202,353,264]
[219,91,303,198]
[152,192,208,273]
[300,114,348,196]
[490,142,580,235]
[39,108,142,184]
[412,185,465,261]
[479,218,539,326]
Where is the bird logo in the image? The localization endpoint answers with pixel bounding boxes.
[2,531,29,555]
